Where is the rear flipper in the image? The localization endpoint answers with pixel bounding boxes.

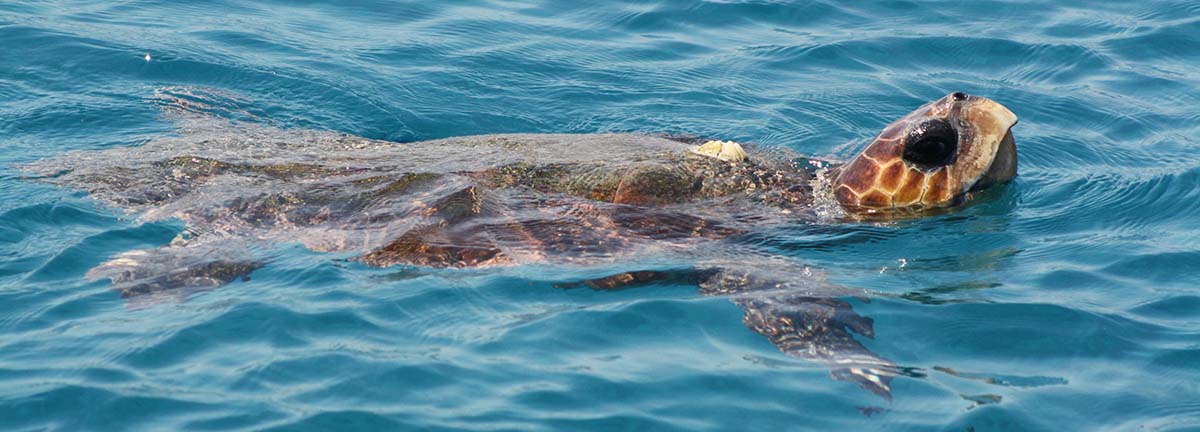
[88,244,261,301]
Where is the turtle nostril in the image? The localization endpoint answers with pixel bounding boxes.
[951,92,968,101]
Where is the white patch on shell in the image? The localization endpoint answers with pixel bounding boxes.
[689,140,747,162]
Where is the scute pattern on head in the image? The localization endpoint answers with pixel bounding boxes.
[831,92,1018,213]
[834,160,955,209]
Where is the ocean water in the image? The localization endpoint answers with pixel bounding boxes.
[2,0,1199,430]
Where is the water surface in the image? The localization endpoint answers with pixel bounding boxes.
[2,1,1199,430]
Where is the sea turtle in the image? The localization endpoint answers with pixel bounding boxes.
[24,90,1017,401]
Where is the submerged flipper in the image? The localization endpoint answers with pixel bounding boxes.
[88,241,261,303]
[576,262,899,401]
[699,267,899,401]
[731,291,897,400]
[356,223,510,268]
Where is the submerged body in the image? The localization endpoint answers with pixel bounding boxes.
[26,92,1018,401]
[45,131,819,268]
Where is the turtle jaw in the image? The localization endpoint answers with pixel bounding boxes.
[972,128,1017,192]
[960,95,1018,193]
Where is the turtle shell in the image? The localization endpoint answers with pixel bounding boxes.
[27,125,815,270]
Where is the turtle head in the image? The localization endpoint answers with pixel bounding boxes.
[831,92,1018,213]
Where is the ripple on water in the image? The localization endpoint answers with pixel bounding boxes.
[2,385,228,431]
[2,0,1200,430]
[115,303,386,370]
[1129,295,1200,323]
[1103,19,1200,65]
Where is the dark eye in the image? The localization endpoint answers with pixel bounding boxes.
[902,119,958,169]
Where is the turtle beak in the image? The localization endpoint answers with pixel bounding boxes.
[981,129,1017,186]
[965,96,1018,189]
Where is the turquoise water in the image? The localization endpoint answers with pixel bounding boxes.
[2,0,1200,430]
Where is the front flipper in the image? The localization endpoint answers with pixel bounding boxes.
[562,269,706,290]
[733,292,897,400]
[356,223,510,268]
[571,261,900,400]
[700,267,900,401]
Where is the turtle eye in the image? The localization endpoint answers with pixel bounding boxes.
[902,119,958,169]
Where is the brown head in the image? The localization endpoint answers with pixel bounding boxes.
[832,92,1018,213]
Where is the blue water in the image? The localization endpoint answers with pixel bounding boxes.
[2,1,1199,430]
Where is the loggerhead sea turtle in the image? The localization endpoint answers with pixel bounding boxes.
[25,90,1017,400]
